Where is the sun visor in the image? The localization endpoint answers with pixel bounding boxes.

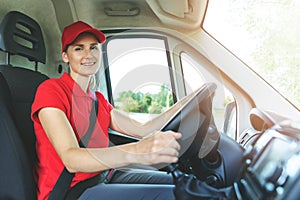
[146,0,207,30]
[158,0,189,18]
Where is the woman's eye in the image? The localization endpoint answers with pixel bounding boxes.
[91,45,98,50]
[74,47,82,51]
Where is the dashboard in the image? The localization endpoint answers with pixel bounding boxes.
[235,121,300,200]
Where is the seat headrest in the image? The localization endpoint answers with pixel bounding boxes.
[0,11,46,64]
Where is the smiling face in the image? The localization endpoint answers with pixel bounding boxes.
[62,32,101,81]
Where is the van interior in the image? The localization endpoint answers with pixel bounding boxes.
[0,0,299,200]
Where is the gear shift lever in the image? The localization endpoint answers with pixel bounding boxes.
[168,164,183,183]
[167,164,231,200]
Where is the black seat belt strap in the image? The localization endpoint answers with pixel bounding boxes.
[49,99,98,200]
[79,99,98,147]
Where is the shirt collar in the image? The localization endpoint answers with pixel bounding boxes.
[62,72,96,100]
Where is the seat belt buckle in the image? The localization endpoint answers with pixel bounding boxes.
[104,169,115,183]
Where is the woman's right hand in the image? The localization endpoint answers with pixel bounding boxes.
[132,130,182,165]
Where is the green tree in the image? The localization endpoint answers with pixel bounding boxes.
[115,84,174,114]
[148,101,163,114]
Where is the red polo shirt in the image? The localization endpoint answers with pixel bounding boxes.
[31,73,113,200]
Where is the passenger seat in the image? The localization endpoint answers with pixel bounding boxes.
[0,11,48,200]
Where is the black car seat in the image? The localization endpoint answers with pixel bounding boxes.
[0,11,49,200]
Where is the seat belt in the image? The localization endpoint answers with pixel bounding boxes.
[48,99,98,200]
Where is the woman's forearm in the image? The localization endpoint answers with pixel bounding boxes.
[110,88,199,138]
[63,143,137,173]
[64,130,181,173]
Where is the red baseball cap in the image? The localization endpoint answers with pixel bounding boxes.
[61,21,106,52]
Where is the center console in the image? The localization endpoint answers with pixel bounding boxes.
[235,122,300,200]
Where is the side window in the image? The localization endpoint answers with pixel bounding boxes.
[106,37,174,123]
[181,53,206,93]
[180,52,237,139]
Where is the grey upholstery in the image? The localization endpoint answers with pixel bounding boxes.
[0,11,48,200]
[0,11,46,65]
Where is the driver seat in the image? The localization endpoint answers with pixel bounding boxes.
[0,11,49,199]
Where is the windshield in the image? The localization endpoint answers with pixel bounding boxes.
[203,0,300,110]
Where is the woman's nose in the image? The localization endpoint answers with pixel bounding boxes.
[83,49,93,58]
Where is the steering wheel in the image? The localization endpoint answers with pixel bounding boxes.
[160,82,218,172]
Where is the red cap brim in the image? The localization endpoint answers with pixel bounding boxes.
[62,21,106,52]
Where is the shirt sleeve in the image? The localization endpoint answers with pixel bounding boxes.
[95,92,113,113]
[31,79,68,122]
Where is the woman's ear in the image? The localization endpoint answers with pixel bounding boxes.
[62,52,69,63]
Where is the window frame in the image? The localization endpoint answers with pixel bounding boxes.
[102,31,178,108]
